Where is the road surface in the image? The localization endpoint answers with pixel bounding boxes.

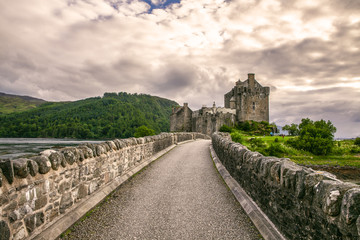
[60,140,262,240]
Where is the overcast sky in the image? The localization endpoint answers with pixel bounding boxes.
[0,0,359,138]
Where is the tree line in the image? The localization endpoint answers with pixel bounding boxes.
[0,92,178,139]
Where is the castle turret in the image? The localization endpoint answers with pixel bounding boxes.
[248,73,255,89]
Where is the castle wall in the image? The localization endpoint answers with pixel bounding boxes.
[212,132,360,239]
[192,107,236,135]
[0,133,209,240]
[170,103,192,132]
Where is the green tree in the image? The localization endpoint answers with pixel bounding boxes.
[282,123,299,136]
[290,118,336,155]
[134,125,155,138]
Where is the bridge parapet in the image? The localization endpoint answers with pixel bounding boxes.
[212,132,360,239]
[0,132,209,240]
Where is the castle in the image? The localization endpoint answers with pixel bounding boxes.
[170,73,270,135]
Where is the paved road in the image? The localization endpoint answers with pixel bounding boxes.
[61,140,262,240]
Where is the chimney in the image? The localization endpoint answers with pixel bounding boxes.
[184,103,188,108]
[248,73,255,89]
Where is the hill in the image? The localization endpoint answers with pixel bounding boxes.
[0,92,46,114]
[0,92,179,139]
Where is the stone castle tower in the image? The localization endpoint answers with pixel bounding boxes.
[224,73,270,122]
[170,73,270,135]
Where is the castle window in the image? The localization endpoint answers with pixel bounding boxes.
[253,102,255,110]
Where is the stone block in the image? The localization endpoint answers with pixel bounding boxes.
[61,148,78,165]
[48,152,64,170]
[0,159,14,184]
[31,156,51,174]
[59,192,73,214]
[13,227,26,240]
[27,160,39,177]
[12,159,30,178]
[35,195,47,210]
[24,212,44,233]
[58,181,71,194]
[0,220,11,240]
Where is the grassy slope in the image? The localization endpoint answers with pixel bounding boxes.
[231,131,360,168]
[0,92,46,114]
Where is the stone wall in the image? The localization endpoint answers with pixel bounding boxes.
[0,132,209,240]
[212,132,360,240]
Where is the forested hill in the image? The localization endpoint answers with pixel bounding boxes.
[0,92,179,139]
[0,92,46,114]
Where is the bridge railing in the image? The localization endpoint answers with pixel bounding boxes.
[0,132,209,240]
[212,132,360,239]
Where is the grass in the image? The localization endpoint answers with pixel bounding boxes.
[229,130,360,168]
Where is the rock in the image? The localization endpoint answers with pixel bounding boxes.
[79,146,94,159]
[0,159,14,184]
[77,184,88,199]
[95,145,105,156]
[27,160,39,176]
[48,152,63,170]
[61,148,79,165]
[12,158,30,178]
[0,220,11,240]
[13,227,26,240]
[341,188,360,224]
[40,149,56,157]
[106,141,117,151]
[35,195,48,210]
[31,156,51,174]
[60,192,73,214]
[0,168,2,187]
[24,212,44,232]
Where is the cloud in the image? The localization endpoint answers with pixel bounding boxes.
[0,0,359,137]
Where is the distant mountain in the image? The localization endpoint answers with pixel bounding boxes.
[0,92,46,114]
[0,92,179,139]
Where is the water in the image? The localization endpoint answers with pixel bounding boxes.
[0,138,104,160]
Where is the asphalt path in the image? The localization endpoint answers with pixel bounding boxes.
[61,140,262,240]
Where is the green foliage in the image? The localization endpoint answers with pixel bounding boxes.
[0,93,45,114]
[274,138,279,142]
[264,143,287,158]
[229,128,360,168]
[219,124,232,133]
[236,120,275,136]
[286,118,336,155]
[134,125,155,138]
[248,137,266,149]
[0,92,178,139]
[282,123,299,136]
[231,131,243,143]
[355,137,360,146]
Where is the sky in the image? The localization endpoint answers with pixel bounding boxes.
[0,0,359,138]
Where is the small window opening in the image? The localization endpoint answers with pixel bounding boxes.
[253,102,256,110]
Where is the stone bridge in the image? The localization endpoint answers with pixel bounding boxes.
[0,132,359,240]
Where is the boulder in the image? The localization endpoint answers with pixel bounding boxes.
[31,156,51,174]
[0,159,14,184]
[12,158,30,178]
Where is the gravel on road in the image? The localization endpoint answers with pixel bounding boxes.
[59,140,263,240]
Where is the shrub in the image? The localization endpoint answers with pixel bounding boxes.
[248,137,266,149]
[355,137,360,146]
[134,125,155,138]
[231,132,243,143]
[274,138,279,142]
[291,118,336,155]
[219,124,232,133]
[265,143,287,158]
